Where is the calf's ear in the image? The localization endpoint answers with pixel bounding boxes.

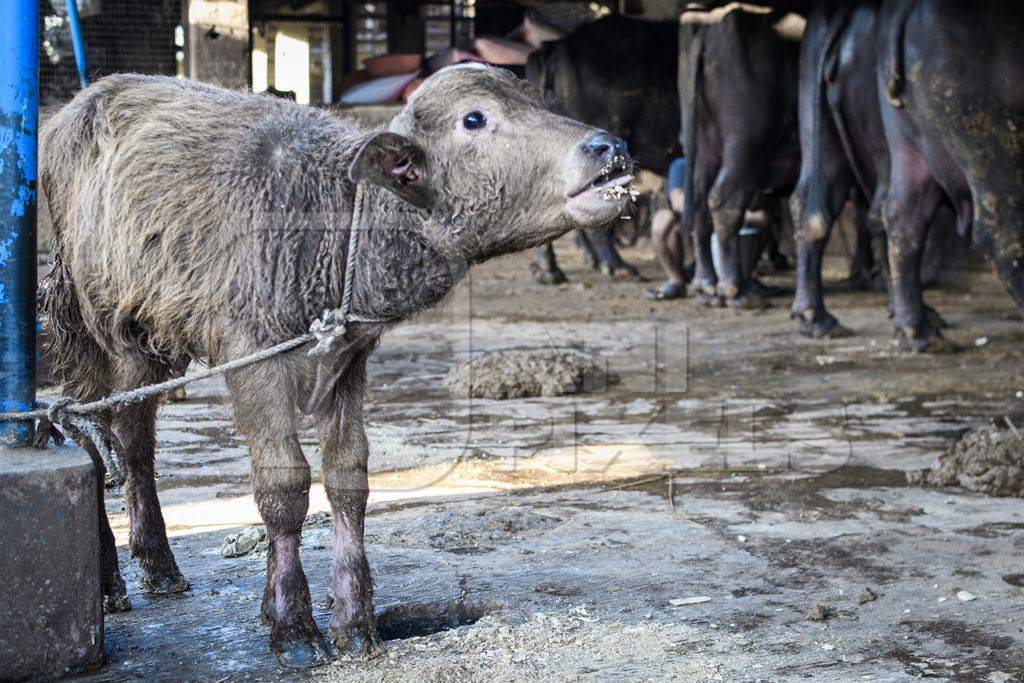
[350,132,433,210]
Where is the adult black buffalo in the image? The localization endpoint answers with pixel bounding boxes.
[679,3,803,307]
[878,0,1024,351]
[790,0,960,339]
[790,0,886,337]
[526,14,681,284]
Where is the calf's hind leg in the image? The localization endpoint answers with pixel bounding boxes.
[316,349,382,657]
[77,422,131,613]
[113,356,189,595]
[226,357,328,668]
[49,338,128,611]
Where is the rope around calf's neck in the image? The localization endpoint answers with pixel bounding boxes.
[1,182,378,485]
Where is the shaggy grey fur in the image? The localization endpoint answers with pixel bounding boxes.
[39,65,628,666]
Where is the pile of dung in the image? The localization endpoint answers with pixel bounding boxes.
[908,425,1024,497]
[444,350,619,400]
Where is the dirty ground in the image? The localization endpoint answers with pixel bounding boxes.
[69,237,1024,682]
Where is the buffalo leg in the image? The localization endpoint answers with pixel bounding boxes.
[790,188,854,338]
[692,203,721,306]
[791,223,851,337]
[574,229,600,269]
[227,360,327,668]
[316,349,381,657]
[709,163,758,304]
[716,231,766,309]
[975,189,1024,313]
[847,200,878,291]
[113,358,189,595]
[530,242,567,285]
[591,224,639,279]
[883,151,949,352]
[59,346,127,611]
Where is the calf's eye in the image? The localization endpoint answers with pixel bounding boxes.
[462,111,487,131]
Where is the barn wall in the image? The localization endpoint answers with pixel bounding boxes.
[186,0,249,89]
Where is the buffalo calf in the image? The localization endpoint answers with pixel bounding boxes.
[40,65,632,666]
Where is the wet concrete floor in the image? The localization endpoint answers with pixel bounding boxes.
[70,239,1024,681]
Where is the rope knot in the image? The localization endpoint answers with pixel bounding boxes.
[308,308,348,357]
[46,396,75,424]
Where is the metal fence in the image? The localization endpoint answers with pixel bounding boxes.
[40,0,181,107]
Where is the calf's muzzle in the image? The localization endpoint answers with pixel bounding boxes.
[582,131,629,161]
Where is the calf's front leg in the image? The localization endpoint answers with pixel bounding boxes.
[316,349,382,656]
[227,359,328,668]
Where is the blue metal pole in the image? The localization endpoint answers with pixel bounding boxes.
[65,0,89,89]
[0,0,40,446]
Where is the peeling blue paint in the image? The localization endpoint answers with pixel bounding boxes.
[0,0,39,445]
[9,185,33,217]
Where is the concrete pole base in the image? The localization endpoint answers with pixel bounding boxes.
[0,444,103,679]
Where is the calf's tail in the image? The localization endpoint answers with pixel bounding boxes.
[39,85,113,401]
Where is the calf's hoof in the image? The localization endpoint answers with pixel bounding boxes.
[331,624,384,659]
[103,592,132,614]
[530,262,568,285]
[141,571,190,596]
[166,386,187,402]
[274,636,332,669]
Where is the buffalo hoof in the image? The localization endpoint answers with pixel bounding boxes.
[141,571,190,596]
[896,327,958,354]
[600,260,641,281]
[848,270,874,292]
[850,266,888,292]
[103,592,132,614]
[795,311,853,339]
[747,277,784,299]
[530,261,568,285]
[925,305,949,329]
[717,282,740,300]
[331,624,384,659]
[695,289,724,307]
[770,252,792,273]
[274,636,332,669]
[727,293,769,310]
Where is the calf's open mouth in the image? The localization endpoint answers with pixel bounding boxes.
[568,155,635,198]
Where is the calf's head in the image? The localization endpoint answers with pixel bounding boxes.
[352,64,633,261]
